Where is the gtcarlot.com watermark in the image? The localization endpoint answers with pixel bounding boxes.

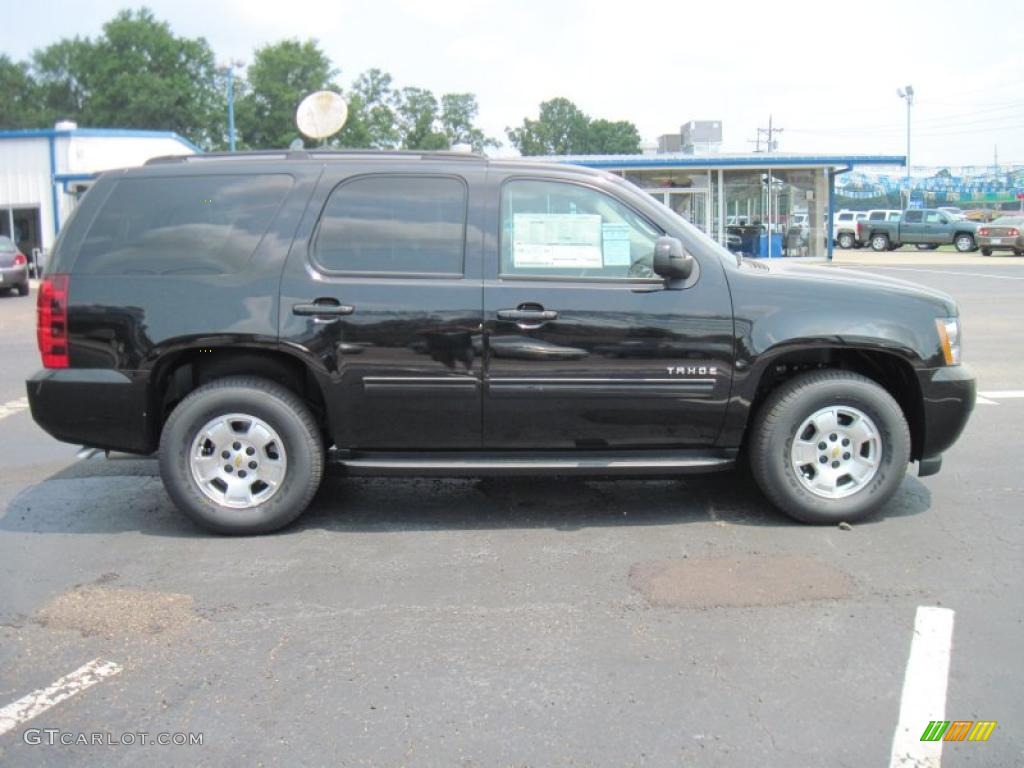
[23,729,203,746]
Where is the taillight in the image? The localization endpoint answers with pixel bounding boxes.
[13,252,27,266]
[1010,228,1020,237]
[37,274,69,368]
[978,228,989,236]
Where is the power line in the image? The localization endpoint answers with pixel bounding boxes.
[747,115,783,152]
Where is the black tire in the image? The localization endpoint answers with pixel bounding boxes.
[749,370,910,525]
[981,247,993,256]
[158,376,324,535]
[953,233,975,252]
[1015,249,1024,257]
[16,282,29,296]
[870,234,890,252]
[838,232,854,250]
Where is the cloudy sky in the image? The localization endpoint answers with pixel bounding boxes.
[7,0,1023,168]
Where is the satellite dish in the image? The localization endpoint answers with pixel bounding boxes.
[296,91,348,140]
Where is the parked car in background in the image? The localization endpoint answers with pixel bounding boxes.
[866,209,902,222]
[857,209,979,252]
[976,216,1024,256]
[0,236,30,296]
[833,210,868,249]
[938,206,966,220]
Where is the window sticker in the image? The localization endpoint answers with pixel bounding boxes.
[601,223,631,266]
[512,213,603,269]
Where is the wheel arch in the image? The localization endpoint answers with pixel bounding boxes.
[743,346,926,460]
[149,344,331,445]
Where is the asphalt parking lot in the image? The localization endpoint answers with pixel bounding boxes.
[0,257,1021,767]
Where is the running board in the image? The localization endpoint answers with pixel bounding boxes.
[334,449,736,477]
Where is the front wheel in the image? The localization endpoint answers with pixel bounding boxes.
[954,233,975,252]
[749,370,910,524]
[159,376,324,534]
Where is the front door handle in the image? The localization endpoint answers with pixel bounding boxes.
[293,301,355,317]
[496,309,559,322]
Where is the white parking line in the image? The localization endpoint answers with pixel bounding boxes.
[858,267,1024,281]
[0,397,29,422]
[979,390,1024,399]
[0,659,122,736]
[889,607,955,768]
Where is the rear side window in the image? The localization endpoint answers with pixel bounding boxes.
[313,175,467,275]
[903,210,923,223]
[75,174,293,275]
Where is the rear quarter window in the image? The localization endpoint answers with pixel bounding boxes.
[73,174,293,275]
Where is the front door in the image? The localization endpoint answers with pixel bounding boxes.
[482,176,733,449]
[279,167,484,450]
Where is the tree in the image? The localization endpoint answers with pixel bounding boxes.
[28,10,224,148]
[440,93,498,152]
[0,55,43,128]
[337,68,399,149]
[236,39,338,149]
[585,119,641,155]
[395,87,447,150]
[507,98,641,155]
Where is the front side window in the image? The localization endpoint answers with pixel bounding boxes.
[925,211,942,224]
[76,174,293,275]
[314,175,466,275]
[501,179,661,279]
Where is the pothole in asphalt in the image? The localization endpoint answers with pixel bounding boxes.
[35,585,200,638]
[629,555,853,609]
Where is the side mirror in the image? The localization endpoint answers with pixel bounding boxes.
[653,236,694,286]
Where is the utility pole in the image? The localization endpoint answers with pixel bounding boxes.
[748,116,784,153]
[221,59,245,152]
[898,85,914,208]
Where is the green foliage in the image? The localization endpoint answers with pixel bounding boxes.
[23,9,224,148]
[0,7,499,153]
[235,39,338,149]
[506,98,641,156]
[0,55,43,128]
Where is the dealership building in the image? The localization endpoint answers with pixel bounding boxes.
[552,151,905,259]
[0,123,198,264]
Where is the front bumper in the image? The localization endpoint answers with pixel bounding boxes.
[0,265,28,287]
[26,368,156,454]
[916,364,975,468]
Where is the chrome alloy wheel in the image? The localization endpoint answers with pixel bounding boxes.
[189,413,288,509]
[789,406,882,500]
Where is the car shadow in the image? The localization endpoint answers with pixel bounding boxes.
[0,456,933,538]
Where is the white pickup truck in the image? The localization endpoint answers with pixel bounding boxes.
[833,210,868,249]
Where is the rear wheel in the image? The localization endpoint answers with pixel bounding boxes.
[954,233,975,252]
[870,234,890,252]
[15,282,29,296]
[749,370,910,524]
[159,376,324,534]
[981,247,993,256]
[838,232,855,249]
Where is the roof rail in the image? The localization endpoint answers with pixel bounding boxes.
[145,149,487,165]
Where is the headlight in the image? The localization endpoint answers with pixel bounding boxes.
[935,317,961,365]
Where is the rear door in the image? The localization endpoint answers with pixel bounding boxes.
[279,163,485,450]
[481,173,733,450]
[900,209,924,241]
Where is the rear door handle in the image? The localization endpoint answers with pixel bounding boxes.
[496,309,559,322]
[293,301,355,317]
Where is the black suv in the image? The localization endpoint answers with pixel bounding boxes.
[27,151,975,534]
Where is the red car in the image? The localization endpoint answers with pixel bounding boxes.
[0,235,30,296]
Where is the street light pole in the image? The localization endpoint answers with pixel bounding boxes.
[897,85,914,208]
[221,59,245,152]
